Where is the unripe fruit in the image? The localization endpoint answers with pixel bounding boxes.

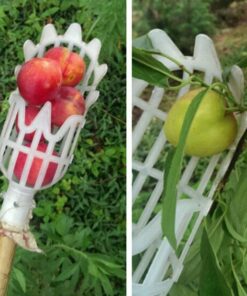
[44,47,86,86]
[14,142,58,186]
[164,88,238,157]
[17,58,62,105]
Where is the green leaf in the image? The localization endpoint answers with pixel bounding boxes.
[13,268,26,293]
[222,66,232,83]
[241,253,247,284]
[88,261,100,278]
[170,283,198,296]
[54,214,74,236]
[232,259,247,296]
[224,217,247,243]
[163,148,175,192]
[132,47,171,87]
[89,254,125,279]
[199,228,232,296]
[97,272,114,296]
[87,260,114,294]
[133,34,153,50]
[225,167,247,242]
[237,56,247,68]
[162,89,207,248]
[54,263,80,282]
[41,7,59,17]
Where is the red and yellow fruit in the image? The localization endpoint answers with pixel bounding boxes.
[51,86,85,127]
[52,86,85,110]
[44,47,86,86]
[17,58,62,105]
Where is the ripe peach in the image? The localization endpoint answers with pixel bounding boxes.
[44,47,86,86]
[17,58,62,105]
[51,98,84,127]
[16,105,45,142]
[52,86,85,110]
[14,142,58,186]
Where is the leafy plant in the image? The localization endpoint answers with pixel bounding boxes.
[169,150,247,294]
[133,0,215,54]
[9,213,125,295]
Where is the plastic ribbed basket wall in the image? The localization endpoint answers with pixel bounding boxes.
[132,29,247,296]
[0,23,107,251]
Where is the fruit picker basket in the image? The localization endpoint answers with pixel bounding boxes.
[0,23,107,294]
[132,29,247,296]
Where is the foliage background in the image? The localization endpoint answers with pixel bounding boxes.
[133,0,215,54]
[133,0,247,55]
[0,0,126,295]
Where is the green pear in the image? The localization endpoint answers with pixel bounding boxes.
[164,88,238,157]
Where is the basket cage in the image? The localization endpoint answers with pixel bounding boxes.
[0,23,107,191]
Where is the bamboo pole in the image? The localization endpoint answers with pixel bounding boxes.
[0,235,16,296]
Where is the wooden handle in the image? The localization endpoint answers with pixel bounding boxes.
[0,235,16,296]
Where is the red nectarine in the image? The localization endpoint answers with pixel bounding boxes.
[16,105,45,142]
[52,86,85,111]
[51,98,84,127]
[17,58,62,105]
[44,47,86,86]
[14,142,58,186]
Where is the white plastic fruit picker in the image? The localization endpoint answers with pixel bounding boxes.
[132,29,247,296]
[0,23,107,295]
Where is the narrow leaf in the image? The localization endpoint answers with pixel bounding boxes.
[133,34,153,50]
[170,283,198,296]
[199,228,232,296]
[237,56,247,68]
[98,272,114,296]
[224,217,247,243]
[89,254,125,279]
[162,89,207,248]
[232,259,247,296]
[54,263,80,282]
[163,148,175,192]
[13,268,26,293]
[225,167,247,242]
[132,47,172,87]
[222,66,232,83]
[41,7,59,17]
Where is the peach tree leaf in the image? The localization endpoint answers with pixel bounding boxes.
[162,89,208,249]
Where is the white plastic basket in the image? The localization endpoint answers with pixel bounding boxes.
[132,29,246,296]
[0,23,107,251]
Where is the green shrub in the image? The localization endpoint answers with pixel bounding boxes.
[133,0,215,54]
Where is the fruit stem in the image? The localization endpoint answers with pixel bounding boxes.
[211,82,238,108]
[150,50,193,76]
[144,49,245,113]
[190,76,209,88]
[167,77,193,90]
[165,73,184,83]
[226,106,247,113]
